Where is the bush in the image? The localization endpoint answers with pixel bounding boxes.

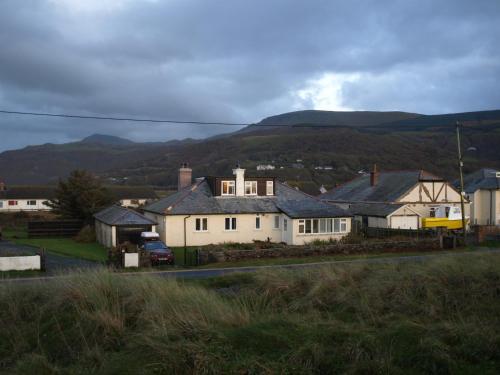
[73,225,96,243]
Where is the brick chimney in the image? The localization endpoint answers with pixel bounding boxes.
[370,164,379,186]
[178,163,192,191]
[232,164,245,197]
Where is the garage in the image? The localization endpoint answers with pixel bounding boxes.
[94,205,157,248]
[350,203,421,230]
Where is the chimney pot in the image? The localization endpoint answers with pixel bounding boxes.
[370,164,379,186]
[178,163,192,191]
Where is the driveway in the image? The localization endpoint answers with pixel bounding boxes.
[0,240,100,274]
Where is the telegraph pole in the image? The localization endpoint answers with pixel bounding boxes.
[455,121,467,245]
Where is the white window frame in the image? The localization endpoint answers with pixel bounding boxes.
[195,217,208,232]
[27,200,37,206]
[266,180,274,195]
[274,215,280,229]
[225,217,237,231]
[255,215,261,230]
[221,180,235,196]
[245,180,257,195]
[298,218,348,235]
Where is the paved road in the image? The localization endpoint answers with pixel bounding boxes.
[0,240,100,274]
[3,248,498,284]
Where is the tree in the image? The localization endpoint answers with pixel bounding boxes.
[47,170,114,223]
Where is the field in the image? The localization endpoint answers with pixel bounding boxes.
[2,227,107,262]
[0,253,499,373]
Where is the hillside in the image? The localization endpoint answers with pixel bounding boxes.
[0,109,499,192]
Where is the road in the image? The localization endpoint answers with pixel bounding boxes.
[2,248,499,284]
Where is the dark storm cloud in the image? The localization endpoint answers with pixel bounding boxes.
[0,0,499,151]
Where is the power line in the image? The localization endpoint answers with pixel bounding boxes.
[0,109,346,128]
[0,109,249,126]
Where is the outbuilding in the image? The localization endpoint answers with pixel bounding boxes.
[94,205,157,248]
[349,203,422,230]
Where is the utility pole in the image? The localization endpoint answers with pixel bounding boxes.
[456,121,467,245]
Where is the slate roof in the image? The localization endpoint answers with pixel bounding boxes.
[0,186,57,200]
[143,179,350,218]
[94,205,157,226]
[0,185,157,200]
[348,203,407,218]
[458,168,500,193]
[320,170,443,203]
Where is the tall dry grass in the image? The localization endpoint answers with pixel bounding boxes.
[0,253,499,373]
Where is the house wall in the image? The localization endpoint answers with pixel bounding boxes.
[470,189,500,225]
[0,199,51,212]
[144,212,351,246]
[95,221,116,248]
[399,182,462,203]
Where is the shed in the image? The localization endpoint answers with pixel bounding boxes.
[94,205,157,248]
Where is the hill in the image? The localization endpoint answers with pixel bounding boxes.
[0,109,499,192]
[257,109,421,127]
[81,134,135,145]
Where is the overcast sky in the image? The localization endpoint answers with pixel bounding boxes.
[0,0,499,151]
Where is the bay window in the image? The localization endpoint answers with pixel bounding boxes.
[298,218,348,234]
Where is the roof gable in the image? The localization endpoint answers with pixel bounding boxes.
[94,205,157,226]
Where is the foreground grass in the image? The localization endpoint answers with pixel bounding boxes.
[0,254,499,374]
[2,228,107,262]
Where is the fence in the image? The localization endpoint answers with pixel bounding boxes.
[27,220,83,238]
[364,227,437,239]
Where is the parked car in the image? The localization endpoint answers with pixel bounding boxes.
[141,240,174,265]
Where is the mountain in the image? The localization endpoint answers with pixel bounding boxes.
[256,110,421,127]
[81,134,135,145]
[0,109,499,193]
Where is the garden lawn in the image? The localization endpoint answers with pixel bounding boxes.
[3,228,107,262]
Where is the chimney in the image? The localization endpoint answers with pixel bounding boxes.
[178,163,192,191]
[0,182,5,191]
[370,164,379,186]
[232,164,245,196]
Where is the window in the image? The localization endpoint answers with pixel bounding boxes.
[298,218,349,234]
[195,218,208,232]
[225,217,237,231]
[27,200,37,206]
[266,180,274,195]
[284,218,288,231]
[221,180,235,195]
[274,215,280,229]
[0,201,3,208]
[255,215,261,230]
[8,200,17,206]
[245,181,257,195]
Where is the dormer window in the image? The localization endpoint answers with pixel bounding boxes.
[245,181,257,195]
[221,180,235,195]
[266,180,274,195]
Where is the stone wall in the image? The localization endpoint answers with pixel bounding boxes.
[198,238,441,265]
[473,225,500,243]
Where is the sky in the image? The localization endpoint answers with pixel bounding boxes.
[0,0,499,151]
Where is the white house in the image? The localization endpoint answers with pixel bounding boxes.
[320,165,468,230]
[256,164,276,171]
[143,166,352,247]
[459,168,500,226]
[0,183,158,212]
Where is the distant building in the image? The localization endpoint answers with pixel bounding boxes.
[292,163,304,169]
[458,168,500,225]
[256,164,276,171]
[319,185,328,194]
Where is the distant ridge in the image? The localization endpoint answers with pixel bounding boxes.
[256,110,421,127]
[81,134,135,145]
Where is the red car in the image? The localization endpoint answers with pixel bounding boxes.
[142,241,174,265]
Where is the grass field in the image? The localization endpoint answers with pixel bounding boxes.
[0,253,499,373]
[2,228,107,262]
